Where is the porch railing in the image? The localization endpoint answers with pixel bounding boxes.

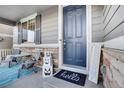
[0,49,12,60]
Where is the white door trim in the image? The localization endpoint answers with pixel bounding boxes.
[58,5,63,69]
[86,5,92,73]
[58,5,92,75]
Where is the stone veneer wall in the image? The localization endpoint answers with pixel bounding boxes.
[101,48,124,88]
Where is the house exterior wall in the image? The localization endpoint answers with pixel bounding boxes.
[13,6,59,73]
[92,5,104,42]
[0,24,13,49]
[103,5,124,41]
[92,5,124,42]
[101,5,124,88]
[102,5,124,69]
[13,26,18,44]
[13,6,58,45]
[102,48,124,88]
[41,6,58,44]
[19,47,59,73]
[0,37,13,49]
[13,5,91,74]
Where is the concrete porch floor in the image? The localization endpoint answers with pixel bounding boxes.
[5,71,103,88]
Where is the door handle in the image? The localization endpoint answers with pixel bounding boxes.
[64,42,66,45]
[63,41,66,50]
[63,40,66,45]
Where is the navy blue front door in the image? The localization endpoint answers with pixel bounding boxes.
[63,5,86,67]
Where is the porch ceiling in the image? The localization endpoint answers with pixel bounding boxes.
[0,5,55,25]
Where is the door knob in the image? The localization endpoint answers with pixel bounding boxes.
[64,42,66,45]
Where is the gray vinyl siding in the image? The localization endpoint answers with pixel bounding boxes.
[13,26,18,44]
[0,24,13,49]
[41,6,58,44]
[0,37,13,49]
[92,6,104,42]
[103,5,124,41]
[103,5,111,23]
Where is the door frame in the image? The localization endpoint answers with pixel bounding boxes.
[58,5,92,75]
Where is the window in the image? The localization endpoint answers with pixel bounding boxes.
[21,19,36,43]
[28,30,34,42]
[18,15,41,44]
[27,19,35,43]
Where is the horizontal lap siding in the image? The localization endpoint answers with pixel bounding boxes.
[92,23,103,31]
[103,6,119,29]
[0,37,13,49]
[0,24,13,49]
[104,5,124,41]
[92,36,104,42]
[104,5,120,36]
[92,30,103,37]
[42,6,58,44]
[13,26,18,44]
[12,7,59,73]
[102,6,124,88]
[92,16,103,25]
[0,24,13,35]
[92,5,104,42]
[92,11,103,18]
[103,5,111,23]
[102,48,124,87]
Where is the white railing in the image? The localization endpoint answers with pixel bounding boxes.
[0,49,12,60]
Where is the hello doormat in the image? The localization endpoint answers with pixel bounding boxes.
[54,69,87,86]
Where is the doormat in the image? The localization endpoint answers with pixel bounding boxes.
[54,69,87,86]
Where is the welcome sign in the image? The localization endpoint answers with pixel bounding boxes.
[54,69,87,86]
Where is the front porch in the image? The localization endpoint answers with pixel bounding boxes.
[5,72,103,88]
[1,5,124,88]
[0,5,91,88]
